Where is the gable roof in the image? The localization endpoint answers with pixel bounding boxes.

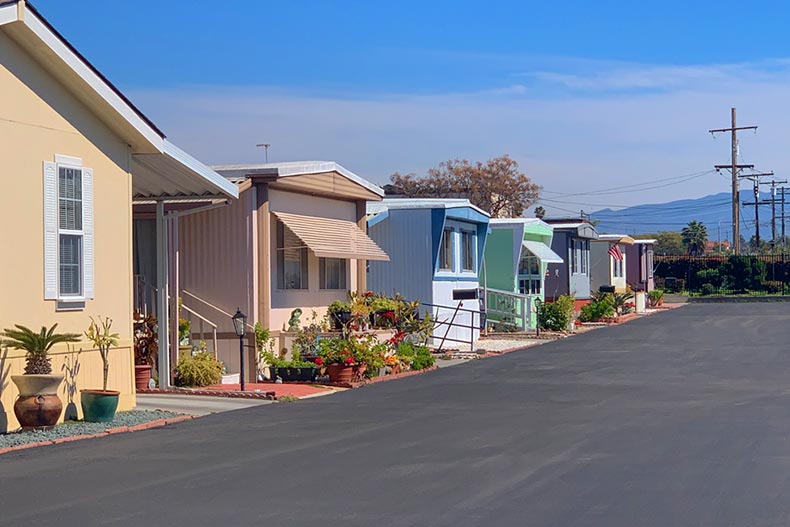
[0,1,237,200]
[214,161,384,200]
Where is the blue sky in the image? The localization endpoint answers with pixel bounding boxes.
[32,0,790,212]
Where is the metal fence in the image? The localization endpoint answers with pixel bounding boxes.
[654,254,790,295]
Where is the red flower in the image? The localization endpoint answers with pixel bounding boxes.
[344,356,355,365]
[364,291,375,297]
[314,357,323,366]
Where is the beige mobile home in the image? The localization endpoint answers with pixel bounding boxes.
[0,0,238,428]
[157,162,389,382]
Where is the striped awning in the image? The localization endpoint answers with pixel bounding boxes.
[273,211,390,261]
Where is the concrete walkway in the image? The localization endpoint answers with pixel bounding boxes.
[135,394,272,416]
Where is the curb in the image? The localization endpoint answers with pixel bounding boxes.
[139,388,276,400]
[0,415,196,456]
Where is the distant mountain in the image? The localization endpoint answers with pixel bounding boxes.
[590,192,785,241]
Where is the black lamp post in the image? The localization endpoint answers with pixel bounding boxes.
[232,308,247,391]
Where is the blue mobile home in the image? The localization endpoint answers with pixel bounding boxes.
[367,199,490,349]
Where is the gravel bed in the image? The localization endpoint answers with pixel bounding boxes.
[453,338,544,353]
[0,410,183,449]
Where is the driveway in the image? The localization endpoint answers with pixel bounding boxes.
[135,394,272,416]
[2,303,790,526]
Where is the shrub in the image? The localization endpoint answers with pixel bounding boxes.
[763,280,784,294]
[647,289,664,305]
[174,352,224,387]
[722,256,766,291]
[696,268,722,287]
[395,341,435,370]
[537,295,575,331]
[699,283,717,296]
[579,300,615,322]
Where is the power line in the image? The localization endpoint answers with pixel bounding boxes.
[541,169,715,197]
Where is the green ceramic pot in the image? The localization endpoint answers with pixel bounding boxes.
[80,389,120,423]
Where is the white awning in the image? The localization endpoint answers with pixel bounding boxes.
[522,240,564,264]
[273,211,390,261]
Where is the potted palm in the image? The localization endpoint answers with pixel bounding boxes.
[81,316,120,422]
[1,324,80,429]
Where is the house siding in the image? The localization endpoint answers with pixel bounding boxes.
[0,29,135,429]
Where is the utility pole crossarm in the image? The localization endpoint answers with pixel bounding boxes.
[709,126,758,133]
[715,164,754,170]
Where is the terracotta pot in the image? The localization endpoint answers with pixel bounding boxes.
[14,394,63,429]
[353,363,368,381]
[12,374,63,396]
[327,363,354,383]
[134,364,152,391]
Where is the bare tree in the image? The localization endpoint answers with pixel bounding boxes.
[390,155,541,218]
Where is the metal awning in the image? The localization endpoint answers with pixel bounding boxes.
[522,240,564,264]
[273,211,390,261]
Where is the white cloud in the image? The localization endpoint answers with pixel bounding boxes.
[127,58,790,215]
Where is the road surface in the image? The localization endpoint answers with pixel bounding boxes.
[2,303,790,526]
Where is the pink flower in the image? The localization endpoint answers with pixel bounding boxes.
[314,357,323,366]
[344,356,355,366]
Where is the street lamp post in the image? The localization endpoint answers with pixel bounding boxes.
[232,308,247,391]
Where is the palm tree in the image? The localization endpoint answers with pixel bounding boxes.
[682,220,708,256]
[534,206,546,219]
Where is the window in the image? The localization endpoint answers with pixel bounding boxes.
[320,258,347,290]
[580,240,587,274]
[571,240,579,274]
[518,253,542,295]
[647,250,654,279]
[439,227,454,271]
[58,167,83,296]
[612,245,624,278]
[276,221,308,289]
[461,230,475,272]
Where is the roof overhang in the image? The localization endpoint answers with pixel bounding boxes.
[521,240,564,264]
[634,239,657,244]
[1,1,237,201]
[596,234,635,245]
[215,161,383,202]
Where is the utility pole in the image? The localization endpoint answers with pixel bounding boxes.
[741,173,783,249]
[783,187,786,243]
[710,108,758,254]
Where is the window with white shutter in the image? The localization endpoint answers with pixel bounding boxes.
[43,157,94,305]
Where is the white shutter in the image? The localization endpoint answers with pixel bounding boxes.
[43,161,58,300]
[82,167,94,299]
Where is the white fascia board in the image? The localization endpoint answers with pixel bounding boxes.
[163,140,239,199]
[0,2,18,26]
[23,5,163,152]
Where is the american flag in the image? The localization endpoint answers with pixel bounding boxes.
[608,244,623,261]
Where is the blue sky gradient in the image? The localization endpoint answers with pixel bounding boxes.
[30,1,790,213]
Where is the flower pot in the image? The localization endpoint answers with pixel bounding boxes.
[270,366,318,382]
[80,389,120,423]
[353,363,368,381]
[11,374,64,429]
[330,311,351,330]
[134,364,152,391]
[326,363,354,383]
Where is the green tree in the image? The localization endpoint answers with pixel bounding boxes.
[647,231,686,255]
[681,221,708,256]
[390,155,541,218]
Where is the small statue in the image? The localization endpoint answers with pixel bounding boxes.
[287,308,303,332]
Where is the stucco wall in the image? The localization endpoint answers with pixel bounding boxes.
[0,30,135,427]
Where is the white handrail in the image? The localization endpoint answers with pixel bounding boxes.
[182,289,255,329]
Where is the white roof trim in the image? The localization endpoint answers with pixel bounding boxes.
[21,3,164,151]
[367,198,489,217]
[0,3,17,26]
[214,161,384,197]
[634,239,657,244]
[163,141,239,199]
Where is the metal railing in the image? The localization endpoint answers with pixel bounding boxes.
[420,301,481,354]
[483,288,537,331]
[180,303,219,358]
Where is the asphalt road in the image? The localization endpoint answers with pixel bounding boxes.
[3,303,790,526]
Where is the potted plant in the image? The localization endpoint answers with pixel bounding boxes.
[133,312,157,390]
[648,289,665,308]
[262,346,319,382]
[1,324,80,429]
[370,295,398,328]
[81,316,121,422]
[317,336,356,382]
[327,301,351,330]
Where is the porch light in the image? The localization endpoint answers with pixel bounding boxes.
[232,308,247,391]
[232,308,247,337]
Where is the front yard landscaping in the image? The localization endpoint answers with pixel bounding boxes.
[0,410,188,453]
